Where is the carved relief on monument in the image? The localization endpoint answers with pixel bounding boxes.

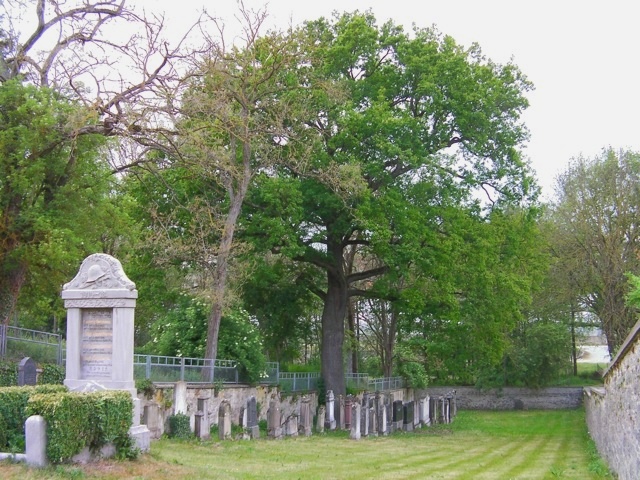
[63,253,136,291]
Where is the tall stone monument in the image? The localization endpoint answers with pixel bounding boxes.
[62,253,149,450]
[62,253,137,394]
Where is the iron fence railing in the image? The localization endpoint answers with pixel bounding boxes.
[277,372,321,392]
[133,355,239,384]
[0,325,64,365]
[1,326,404,391]
[368,376,404,391]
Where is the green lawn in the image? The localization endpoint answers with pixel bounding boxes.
[0,409,612,480]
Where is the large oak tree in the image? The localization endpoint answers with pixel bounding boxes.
[247,11,536,394]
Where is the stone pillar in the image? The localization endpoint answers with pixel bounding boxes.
[326,390,336,430]
[376,393,387,436]
[299,396,312,436]
[267,400,282,439]
[218,401,231,440]
[25,415,47,467]
[195,398,210,440]
[173,381,188,415]
[350,403,361,440]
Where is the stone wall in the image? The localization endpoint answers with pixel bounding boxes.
[584,320,640,480]
[139,383,320,438]
[419,386,583,410]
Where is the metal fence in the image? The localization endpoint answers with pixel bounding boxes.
[277,372,321,392]
[1,326,404,391]
[133,355,239,384]
[0,325,63,365]
[368,376,404,392]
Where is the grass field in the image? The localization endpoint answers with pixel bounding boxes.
[0,409,612,480]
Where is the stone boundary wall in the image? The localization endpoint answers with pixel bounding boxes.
[583,319,640,480]
[418,386,583,410]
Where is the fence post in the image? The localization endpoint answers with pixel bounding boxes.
[57,334,63,366]
[146,355,152,379]
[234,362,238,384]
[180,357,185,381]
[0,324,6,358]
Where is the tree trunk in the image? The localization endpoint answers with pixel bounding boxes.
[0,261,27,326]
[321,267,348,396]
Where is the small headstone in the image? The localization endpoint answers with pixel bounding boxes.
[360,399,369,437]
[18,357,37,386]
[350,403,361,440]
[247,396,260,438]
[267,400,282,439]
[392,400,404,431]
[195,398,210,440]
[344,395,353,428]
[369,406,377,436]
[299,396,312,436]
[326,390,336,430]
[218,401,232,440]
[403,402,414,432]
[174,381,188,415]
[143,402,163,439]
[316,405,326,433]
[338,394,345,430]
[285,415,298,437]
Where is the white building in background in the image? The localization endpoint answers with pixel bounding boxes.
[577,327,610,364]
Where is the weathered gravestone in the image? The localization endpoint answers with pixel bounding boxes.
[392,400,404,431]
[403,401,414,432]
[62,253,150,451]
[18,357,37,386]
[299,396,312,437]
[326,390,336,430]
[194,398,210,440]
[316,405,325,433]
[267,399,282,439]
[246,396,260,439]
[218,401,232,440]
[350,403,361,440]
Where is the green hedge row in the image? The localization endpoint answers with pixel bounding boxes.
[0,385,136,463]
[0,360,65,387]
[26,390,136,463]
[0,385,67,451]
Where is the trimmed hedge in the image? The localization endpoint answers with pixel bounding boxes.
[0,361,18,386]
[26,390,135,463]
[0,385,68,449]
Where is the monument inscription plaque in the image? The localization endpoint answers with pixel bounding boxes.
[81,309,113,379]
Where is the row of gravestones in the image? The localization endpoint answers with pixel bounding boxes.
[260,389,458,441]
[322,390,457,440]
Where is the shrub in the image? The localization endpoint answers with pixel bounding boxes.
[38,364,65,385]
[0,385,67,451]
[168,413,192,439]
[26,390,135,463]
[136,378,155,398]
[0,361,18,386]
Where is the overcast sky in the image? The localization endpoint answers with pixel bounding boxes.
[142,0,640,200]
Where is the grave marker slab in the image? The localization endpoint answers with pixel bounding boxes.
[18,357,37,386]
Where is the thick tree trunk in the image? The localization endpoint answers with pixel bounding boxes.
[0,261,27,326]
[321,268,348,396]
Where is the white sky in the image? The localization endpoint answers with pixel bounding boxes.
[139,0,640,200]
